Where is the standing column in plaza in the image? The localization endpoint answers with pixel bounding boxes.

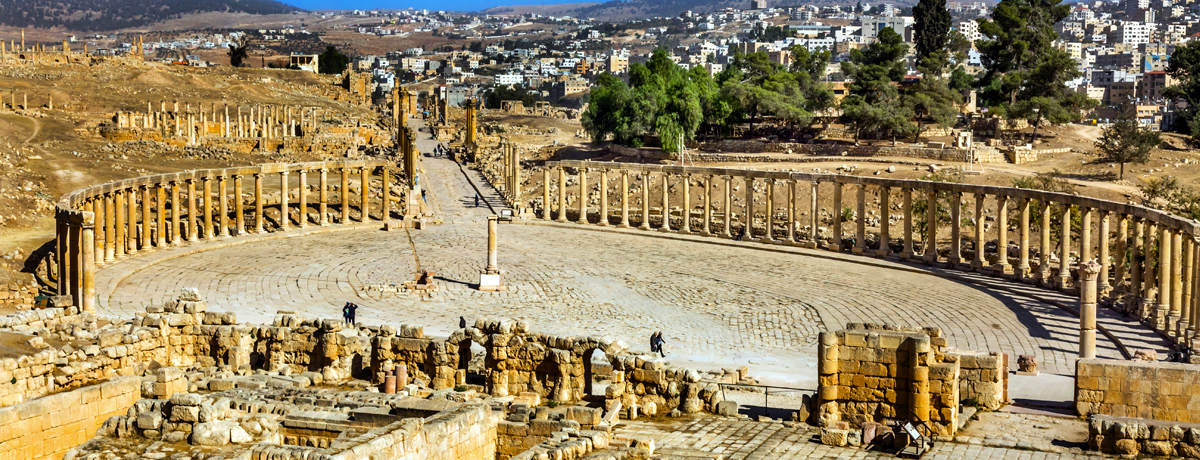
[1192,239,1200,340]
[579,168,589,225]
[993,195,1010,273]
[360,167,370,222]
[1037,202,1053,285]
[787,180,797,243]
[641,174,652,231]
[114,191,126,258]
[170,182,182,244]
[745,177,755,240]
[1016,198,1031,278]
[126,188,138,253]
[1170,230,1184,333]
[104,193,115,262]
[55,216,67,295]
[140,185,151,249]
[186,179,199,241]
[807,181,818,248]
[682,174,692,233]
[877,187,891,257]
[620,171,631,228]
[1057,204,1073,291]
[479,216,505,291]
[1079,260,1101,359]
[901,188,915,260]
[155,184,167,247]
[80,212,95,313]
[948,192,962,266]
[91,199,104,265]
[1156,227,1173,330]
[542,168,551,221]
[830,182,843,251]
[202,176,214,239]
[971,193,987,269]
[217,176,229,237]
[1141,223,1157,318]
[724,176,734,238]
[1181,237,1194,338]
[340,167,350,224]
[599,169,609,226]
[299,169,310,228]
[1113,216,1130,299]
[764,179,774,240]
[1098,212,1112,293]
[254,173,265,233]
[557,167,567,223]
[1080,207,1094,273]
[318,169,328,226]
[853,184,867,254]
[660,173,671,231]
[234,175,244,234]
[923,190,938,264]
[280,170,291,230]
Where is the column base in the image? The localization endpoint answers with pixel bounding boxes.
[970,260,989,271]
[598,221,610,227]
[639,225,651,231]
[1149,306,1170,331]
[899,251,915,260]
[1167,314,1182,336]
[876,250,890,258]
[851,247,865,255]
[947,257,962,266]
[990,263,1011,275]
[1013,266,1031,279]
[827,244,842,252]
[802,241,819,249]
[477,272,506,292]
[556,218,568,223]
[1056,275,1073,292]
[657,227,673,233]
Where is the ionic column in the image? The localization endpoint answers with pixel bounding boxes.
[640,174,651,230]
[970,193,985,268]
[1058,203,1072,291]
[681,174,691,233]
[138,186,150,250]
[948,192,962,266]
[126,188,137,254]
[1191,239,1200,340]
[202,176,214,239]
[723,176,733,238]
[155,184,166,247]
[55,216,67,295]
[1081,207,1094,272]
[599,169,609,226]
[1170,230,1184,329]
[80,214,95,313]
[1037,201,1053,285]
[280,170,291,229]
[763,179,775,241]
[830,182,842,251]
[853,184,866,254]
[218,176,229,236]
[1156,227,1172,328]
[170,182,182,244]
[1114,216,1130,299]
[299,169,310,228]
[787,180,797,243]
[556,167,567,223]
[923,190,938,264]
[1144,224,1162,318]
[1181,237,1194,337]
[359,166,369,222]
[619,171,630,228]
[318,169,328,226]
[579,168,589,225]
[744,177,755,240]
[1135,221,1151,315]
[901,188,914,259]
[1016,198,1031,278]
[114,190,125,258]
[91,198,105,265]
[254,173,265,233]
[877,187,890,257]
[1098,211,1111,293]
[234,175,244,235]
[542,168,551,221]
[340,167,350,224]
[184,179,198,241]
[992,195,1010,273]
[659,173,670,231]
[1079,260,1101,359]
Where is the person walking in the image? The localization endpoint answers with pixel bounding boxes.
[649,332,658,354]
[460,316,467,329]
[346,302,358,326]
[654,332,667,357]
[474,194,480,207]
[342,302,351,325]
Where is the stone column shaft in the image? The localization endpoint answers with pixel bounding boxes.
[140,186,151,249]
[787,180,796,243]
[156,185,166,247]
[126,188,137,253]
[830,182,842,251]
[901,188,914,259]
[218,177,229,236]
[543,168,551,221]
[557,167,567,223]
[186,180,198,241]
[80,214,95,313]
[620,172,630,228]
[853,184,866,254]
[808,182,818,247]
[1080,261,1101,359]
[360,167,370,222]
[254,174,265,233]
[949,192,962,265]
[877,187,890,257]
[723,176,733,238]
[745,177,755,240]
[660,174,671,231]
[682,174,691,233]
[170,183,181,244]
[579,168,589,225]
[923,190,938,264]
[1058,204,1073,291]
[972,194,986,269]
[203,177,214,239]
[234,176,244,234]
[764,179,773,240]
[114,191,125,258]
[1098,212,1111,292]
[1016,199,1031,278]
[1037,202,1053,284]
[300,170,310,227]
[318,170,328,226]
[599,169,609,226]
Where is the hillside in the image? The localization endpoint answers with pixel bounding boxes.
[0,0,302,32]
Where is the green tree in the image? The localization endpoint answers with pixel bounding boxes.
[904,77,961,142]
[789,45,830,77]
[227,40,249,68]
[974,0,1071,106]
[841,27,908,103]
[912,0,952,73]
[1164,41,1200,138]
[318,45,350,75]
[1093,104,1162,181]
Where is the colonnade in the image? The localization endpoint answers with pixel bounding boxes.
[539,161,1200,345]
[52,160,398,312]
[114,101,319,143]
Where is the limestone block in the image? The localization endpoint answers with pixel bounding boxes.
[191,420,238,446]
[169,393,201,406]
[137,411,163,430]
[179,288,202,302]
[171,405,199,422]
[821,428,849,446]
[716,401,739,417]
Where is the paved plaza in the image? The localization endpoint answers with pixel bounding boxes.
[93,121,1176,396]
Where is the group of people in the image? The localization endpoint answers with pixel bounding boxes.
[341,302,358,325]
[650,331,667,357]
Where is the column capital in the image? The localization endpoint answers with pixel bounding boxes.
[974,192,986,199]
[254,172,264,178]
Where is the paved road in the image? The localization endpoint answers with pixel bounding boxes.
[98,116,1168,397]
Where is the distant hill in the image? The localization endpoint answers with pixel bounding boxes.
[570,0,749,21]
[0,0,303,32]
[479,2,600,17]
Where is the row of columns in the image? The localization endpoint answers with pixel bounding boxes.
[115,102,318,143]
[53,163,398,309]
[540,164,1200,346]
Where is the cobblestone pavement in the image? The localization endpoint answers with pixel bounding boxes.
[97,117,1170,390]
[613,416,1114,460]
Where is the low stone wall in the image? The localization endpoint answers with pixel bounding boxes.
[1089,414,1200,457]
[0,376,140,460]
[697,140,992,163]
[944,351,1006,410]
[1076,358,1200,422]
[0,277,37,310]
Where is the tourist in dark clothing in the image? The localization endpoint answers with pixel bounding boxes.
[460,316,467,329]
[346,303,358,326]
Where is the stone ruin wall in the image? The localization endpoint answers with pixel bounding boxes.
[0,275,37,310]
[1075,358,1200,423]
[0,376,140,460]
[1088,414,1200,458]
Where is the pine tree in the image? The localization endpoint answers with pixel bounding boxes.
[912,0,952,74]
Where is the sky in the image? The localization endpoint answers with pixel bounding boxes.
[287,0,588,13]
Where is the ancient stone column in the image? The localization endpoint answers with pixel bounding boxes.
[318,169,328,226]
[234,175,244,235]
[1170,230,1184,330]
[1191,239,1200,340]
[381,166,391,221]
[724,176,734,238]
[218,176,229,237]
[745,177,755,239]
[853,184,866,254]
[114,191,126,258]
[185,179,199,241]
[55,216,67,295]
[641,174,652,231]
[1098,211,1111,293]
[948,192,962,266]
[1037,201,1053,285]
[279,170,291,230]
[1079,260,1102,359]
[923,190,938,264]
[557,167,567,223]
[340,167,350,224]
[901,188,914,259]
[1157,227,1173,328]
[1080,207,1094,272]
[90,199,104,265]
[486,216,499,273]
[681,174,691,233]
[830,182,842,251]
[254,174,265,233]
[126,188,138,253]
[971,194,987,270]
[170,182,182,244]
[299,169,310,228]
[156,184,166,247]
[877,187,890,257]
[620,171,630,228]
[360,167,370,222]
[80,213,95,313]
[140,185,151,249]
[599,169,609,226]
[543,168,551,221]
[787,180,797,243]
[816,331,840,426]
[660,173,671,231]
[202,176,214,239]
[1114,215,1130,298]
[1140,222,1156,317]
[1182,237,1194,337]
[1016,198,1031,278]
[1057,204,1073,291]
[579,168,589,225]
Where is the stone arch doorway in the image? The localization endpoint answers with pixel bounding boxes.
[459,339,487,386]
[583,348,610,400]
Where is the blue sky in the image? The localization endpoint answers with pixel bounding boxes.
[291,0,585,13]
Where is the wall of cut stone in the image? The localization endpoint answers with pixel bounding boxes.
[1088,414,1200,457]
[1076,358,1200,422]
[0,277,37,310]
[338,400,497,460]
[944,351,1006,411]
[0,376,140,460]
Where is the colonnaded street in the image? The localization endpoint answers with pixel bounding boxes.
[96,123,1172,396]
